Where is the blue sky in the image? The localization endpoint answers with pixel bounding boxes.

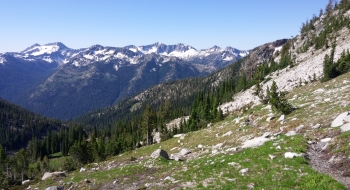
[1,0,329,53]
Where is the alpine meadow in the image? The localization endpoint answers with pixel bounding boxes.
[2,0,350,189]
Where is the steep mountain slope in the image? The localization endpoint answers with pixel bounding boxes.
[0,55,58,103]
[0,43,248,120]
[32,71,350,190]
[75,39,286,126]
[0,98,63,151]
[27,54,204,119]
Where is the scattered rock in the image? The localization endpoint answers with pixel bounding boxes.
[284,152,304,158]
[222,131,233,137]
[285,130,297,136]
[321,143,329,151]
[312,123,321,129]
[320,138,332,143]
[91,167,99,172]
[307,140,316,144]
[247,183,255,190]
[170,153,183,161]
[197,144,204,151]
[79,168,86,172]
[277,115,285,121]
[295,124,305,132]
[180,135,185,140]
[262,105,272,110]
[331,111,350,127]
[239,168,249,175]
[269,154,276,160]
[45,186,64,190]
[212,143,223,150]
[313,88,325,94]
[179,148,191,156]
[164,176,176,183]
[341,123,350,132]
[263,132,272,138]
[22,179,30,185]
[276,145,282,150]
[42,172,66,180]
[242,136,270,149]
[226,147,238,152]
[266,116,275,122]
[211,149,219,155]
[173,134,185,138]
[113,179,118,184]
[84,179,91,183]
[150,149,169,160]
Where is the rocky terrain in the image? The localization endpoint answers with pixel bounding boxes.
[14,3,350,190]
[26,60,350,189]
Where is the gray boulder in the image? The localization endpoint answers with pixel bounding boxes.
[170,153,183,161]
[150,149,169,159]
[331,111,350,127]
[42,172,66,180]
[179,148,191,156]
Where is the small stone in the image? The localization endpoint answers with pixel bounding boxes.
[285,131,296,136]
[277,115,285,121]
[266,116,275,122]
[263,132,272,138]
[239,168,248,175]
[284,152,304,158]
[320,138,332,143]
[180,148,191,156]
[212,143,223,149]
[312,123,321,129]
[295,125,305,132]
[331,111,350,127]
[284,152,296,158]
[269,154,276,160]
[150,149,169,160]
[341,123,350,132]
[307,141,316,144]
[228,162,237,166]
[222,131,233,137]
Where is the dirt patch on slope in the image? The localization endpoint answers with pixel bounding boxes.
[308,143,350,189]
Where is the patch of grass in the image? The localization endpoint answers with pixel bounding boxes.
[173,135,345,189]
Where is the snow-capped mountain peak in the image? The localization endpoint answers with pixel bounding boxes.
[21,42,68,56]
[208,45,222,52]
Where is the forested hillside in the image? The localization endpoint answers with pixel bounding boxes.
[0,98,63,151]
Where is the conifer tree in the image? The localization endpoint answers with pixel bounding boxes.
[268,81,293,114]
[141,105,155,145]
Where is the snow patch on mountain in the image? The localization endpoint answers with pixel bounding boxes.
[83,54,94,60]
[43,57,53,63]
[115,53,127,59]
[113,65,119,71]
[28,44,61,56]
[0,56,6,65]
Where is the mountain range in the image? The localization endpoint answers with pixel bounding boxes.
[0,42,249,119]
